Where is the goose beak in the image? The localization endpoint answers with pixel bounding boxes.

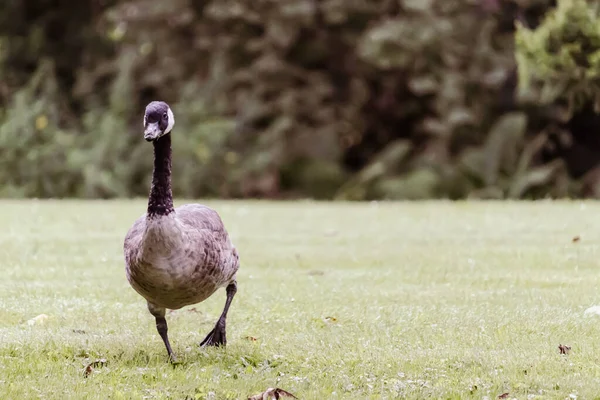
[144,122,162,142]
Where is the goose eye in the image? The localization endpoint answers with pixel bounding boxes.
[163,112,168,120]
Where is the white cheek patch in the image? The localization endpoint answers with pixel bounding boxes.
[143,115,147,127]
[166,107,175,133]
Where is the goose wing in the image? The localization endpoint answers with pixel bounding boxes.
[175,204,239,282]
[175,204,227,233]
[123,214,146,267]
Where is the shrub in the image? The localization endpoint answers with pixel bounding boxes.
[0,0,589,199]
[516,0,600,119]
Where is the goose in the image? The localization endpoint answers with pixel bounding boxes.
[123,101,240,362]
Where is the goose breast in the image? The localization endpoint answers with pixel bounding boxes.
[124,204,239,309]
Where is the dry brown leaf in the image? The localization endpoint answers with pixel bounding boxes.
[83,358,107,378]
[559,344,571,355]
[498,393,509,399]
[324,316,337,322]
[247,387,297,400]
[572,236,581,243]
[245,336,258,342]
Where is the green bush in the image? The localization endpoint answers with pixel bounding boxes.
[0,60,83,197]
[516,0,600,119]
[0,0,591,200]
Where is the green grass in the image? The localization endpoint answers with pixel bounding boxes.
[1,200,600,399]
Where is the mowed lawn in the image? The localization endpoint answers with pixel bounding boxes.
[1,200,600,399]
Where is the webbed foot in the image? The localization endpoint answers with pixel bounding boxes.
[200,320,226,347]
[199,282,237,348]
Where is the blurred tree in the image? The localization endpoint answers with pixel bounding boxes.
[516,0,600,196]
[0,0,594,199]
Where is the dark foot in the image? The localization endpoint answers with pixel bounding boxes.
[168,353,180,364]
[200,320,226,347]
[199,282,236,348]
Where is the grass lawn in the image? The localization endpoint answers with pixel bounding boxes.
[1,200,600,399]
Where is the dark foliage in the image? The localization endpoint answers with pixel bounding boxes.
[0,0,597,199]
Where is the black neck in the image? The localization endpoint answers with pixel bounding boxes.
[147,133,174,218]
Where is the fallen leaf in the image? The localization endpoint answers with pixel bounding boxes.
[308,270,324,276]
[324,316,337,322]
[72,329,86,334]
[84,365,93,377]
[248,387,297,400]
[572,236,581,243]
[27,314,49,326]
[83,358,107,378]
[245,336,258,342]
[559,344,571,355]
[498,393,509,399]
[187,308,200,313]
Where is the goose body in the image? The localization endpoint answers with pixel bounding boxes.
[123,101,239,361]
[124,204,239,310]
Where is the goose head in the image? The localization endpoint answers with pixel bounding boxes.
[143,101,175,142]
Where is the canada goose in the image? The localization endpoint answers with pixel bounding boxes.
[123,101,240,362]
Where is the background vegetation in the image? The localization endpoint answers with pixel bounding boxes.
[3,0,600,200]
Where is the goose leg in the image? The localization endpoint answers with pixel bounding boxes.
[200,281,237,347]
[148,302,177,362]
